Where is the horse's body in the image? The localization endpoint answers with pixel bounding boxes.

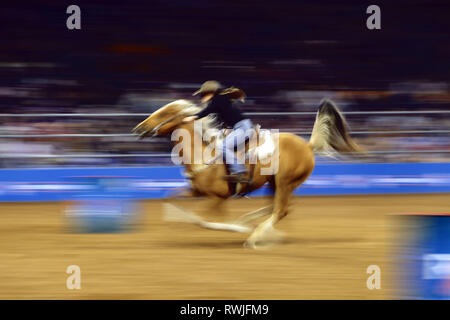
[179,124,313,199]
[133,98,361,248]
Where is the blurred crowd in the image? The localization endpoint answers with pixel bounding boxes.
[0,76,449,168]
[1,1,449,167]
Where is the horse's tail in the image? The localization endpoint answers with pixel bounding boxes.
[308,99,363,155]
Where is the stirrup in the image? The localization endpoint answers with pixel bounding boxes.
[224,173,249,183]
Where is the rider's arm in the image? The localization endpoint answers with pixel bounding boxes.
[194,98,219,119]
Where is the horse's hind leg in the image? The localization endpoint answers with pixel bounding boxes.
[234,177,275,225]
[244,183,293,249]
[233,205,273,225]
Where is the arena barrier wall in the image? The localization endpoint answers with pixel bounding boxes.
[0,162,449,202]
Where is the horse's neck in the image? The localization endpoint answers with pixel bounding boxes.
[175,122,208,173]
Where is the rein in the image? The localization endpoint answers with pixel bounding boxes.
[151,106,199,137]
[150,113,180,137]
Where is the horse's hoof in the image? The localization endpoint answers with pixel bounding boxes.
[244,237,283,250]
[243,239,260,250]
[243,240,254,249]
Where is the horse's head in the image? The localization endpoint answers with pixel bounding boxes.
[132,99,200,139]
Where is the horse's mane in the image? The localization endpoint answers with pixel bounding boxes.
[170,99,219,132]
[169,99,200,114]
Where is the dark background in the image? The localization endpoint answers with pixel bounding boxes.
[0,0,449,166]
[1,0,449,105]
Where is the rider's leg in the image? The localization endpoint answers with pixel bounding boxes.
[222,133,245,175]
[222,119,254,175]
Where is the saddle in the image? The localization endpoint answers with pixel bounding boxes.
[209,124,275,164]
[206,124,276,196]
[206,124,259,164]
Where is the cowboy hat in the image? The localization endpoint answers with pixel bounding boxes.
[192,80,222,96]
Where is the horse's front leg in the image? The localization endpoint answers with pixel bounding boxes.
[162,191,252,233]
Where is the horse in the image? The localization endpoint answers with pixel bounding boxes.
[132,98,362,249]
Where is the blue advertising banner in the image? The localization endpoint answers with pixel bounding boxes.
[0,162,448,202]
[395,215,450,299]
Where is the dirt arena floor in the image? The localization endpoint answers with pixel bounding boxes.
[0,193,448,299]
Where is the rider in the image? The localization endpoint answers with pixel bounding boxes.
[183,80,254,183]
